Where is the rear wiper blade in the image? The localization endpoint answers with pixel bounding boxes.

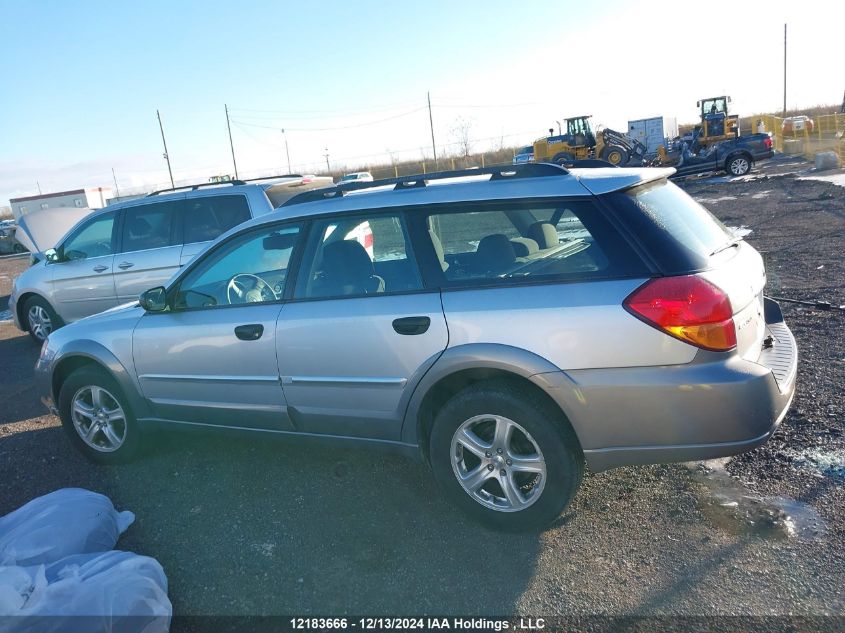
[710,238,742,257]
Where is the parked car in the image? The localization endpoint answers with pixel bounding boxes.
[338,172,374,184]
[34,163,796,531]
[512,146,534,164]
[781,115,814,135]
[0,225,27,254]
[10,175,332,341]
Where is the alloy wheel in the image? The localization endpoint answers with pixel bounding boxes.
[27,305,52,341]
[730,157,749,175]
[450,414,546,512]
[70,385,127,452]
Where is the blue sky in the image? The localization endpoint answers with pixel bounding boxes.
[1,0,840,205]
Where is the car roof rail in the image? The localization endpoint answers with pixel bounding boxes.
[281,162,569,207]
[243,174,305,182]
[565,159,620,168]
[145,180,247,197]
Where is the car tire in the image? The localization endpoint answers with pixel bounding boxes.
[429,380,583,532]
[23,295,61,343]
[727,154,751,176]
[58,366,142,465]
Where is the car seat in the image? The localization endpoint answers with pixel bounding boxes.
[312,240,385,296]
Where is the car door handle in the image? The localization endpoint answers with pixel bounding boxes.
[234,324,264,341]
[392,316,431,335]
[92,265,108,273]
[118,261,134,270]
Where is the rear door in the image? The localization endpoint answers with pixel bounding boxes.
[180,193,252,266]
[50,210,118,322]
[276,211,448,440]
[114,198,185,303]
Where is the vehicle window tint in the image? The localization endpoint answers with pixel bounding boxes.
[62,212,115,260]
[174,224,301,310]
[427,202,645,283]
[121,202,178,253]
[295,213,421,299]
[183,195,251,244]
[620,180,732,272]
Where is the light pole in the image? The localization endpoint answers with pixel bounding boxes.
[324,147,330,172]
[281,128,292,174]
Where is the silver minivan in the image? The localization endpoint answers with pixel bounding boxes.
[34,164,797,531]
[10,177,331,341]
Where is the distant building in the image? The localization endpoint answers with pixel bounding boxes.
[9,187,112,221]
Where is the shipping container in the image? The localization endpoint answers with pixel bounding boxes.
[627,116,678,155]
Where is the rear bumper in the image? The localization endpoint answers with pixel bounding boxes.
[536,298,797,472]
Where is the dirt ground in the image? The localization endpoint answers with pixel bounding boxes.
[1,157,843,624]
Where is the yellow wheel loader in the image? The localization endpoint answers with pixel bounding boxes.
[531,116,646,167]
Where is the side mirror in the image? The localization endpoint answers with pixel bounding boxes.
[44,248,60,263]
[139,286,168,312]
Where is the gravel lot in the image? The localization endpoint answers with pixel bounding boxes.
[1,158,843,622]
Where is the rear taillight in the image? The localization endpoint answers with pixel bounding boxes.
[623,275,737,351]
[764,136,773,149]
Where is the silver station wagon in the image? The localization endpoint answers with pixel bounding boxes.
[34,163,797,531]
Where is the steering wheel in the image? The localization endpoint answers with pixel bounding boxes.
[226,273,277,305]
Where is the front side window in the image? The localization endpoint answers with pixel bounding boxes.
[295,213,421,299]
[62,212,115,260]
[183,195,251,244]
[121,201,179,252]
[174,223,301,309]
[426,202,644,284]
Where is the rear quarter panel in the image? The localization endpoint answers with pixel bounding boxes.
[441,280,697,370]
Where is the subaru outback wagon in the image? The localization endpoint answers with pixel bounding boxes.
[35,163,797,531]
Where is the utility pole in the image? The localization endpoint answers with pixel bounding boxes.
[225,104,239,180]
[281,128,292,173]
[157,110,175,189]
[36,181,42,195]
[111,168,121,198]
[324,147,330,172]
[783,23,787,116]
[427,91,438,170]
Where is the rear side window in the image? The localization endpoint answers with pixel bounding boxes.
[426,201,646,285]
[183,195,251,244]
[295,213,422,299]
[121,202,179,252]
[614,180,733,273]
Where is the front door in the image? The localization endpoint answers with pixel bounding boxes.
[277,212,448,440]
[133,222,303,430]
[50,210,118,322]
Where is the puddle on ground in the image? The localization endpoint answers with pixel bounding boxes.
[787,449,845,479]
[687,458,827,541]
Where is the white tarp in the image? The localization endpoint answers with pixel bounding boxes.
[0,551,171,632]
[0,489,171,632]
[14,206,94,254]
[0,489,134,567]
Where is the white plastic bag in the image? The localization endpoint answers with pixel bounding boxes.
[0,489,134,566]
[0,551,171,633]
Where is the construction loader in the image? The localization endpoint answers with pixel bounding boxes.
[531,116,646,166]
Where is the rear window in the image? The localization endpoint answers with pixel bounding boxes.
[615,180,732,274]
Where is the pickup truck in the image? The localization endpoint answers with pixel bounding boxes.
[667,133,774,178]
